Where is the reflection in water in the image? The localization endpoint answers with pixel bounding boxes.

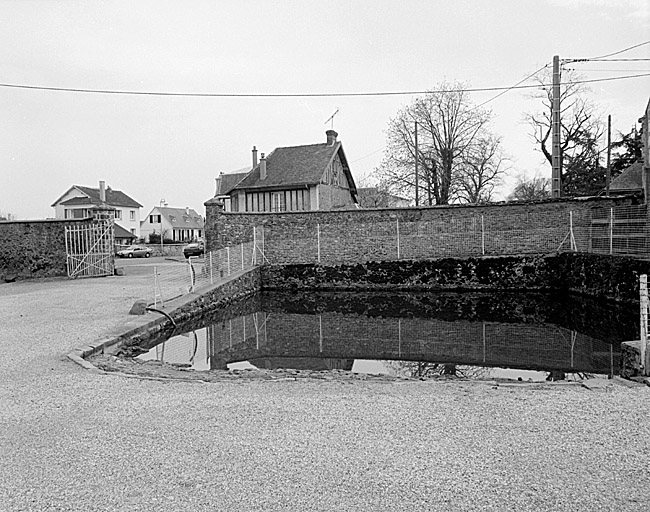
[134,291,637,378]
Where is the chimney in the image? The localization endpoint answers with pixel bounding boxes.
[252,146,258,168]
[260,153,267,180]
[99,180,106,203]
[326,129,338,146]
[214,172,226,196]
[185,207,190,216]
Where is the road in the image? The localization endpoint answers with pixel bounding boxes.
[114,255,195,276]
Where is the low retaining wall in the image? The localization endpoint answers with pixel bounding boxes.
[71,268,261,365]
[261,253,650,304]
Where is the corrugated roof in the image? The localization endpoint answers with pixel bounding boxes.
[234,141,351,191]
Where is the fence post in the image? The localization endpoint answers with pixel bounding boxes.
[396,218,400,260]
[241,243,244,271]
[209,251,213,285]
[317,223,321,264]
[227,246,231,275]
[641,274,649,376]
[253,227,257,266]
[481,215,485,255]
[609,208,614,255]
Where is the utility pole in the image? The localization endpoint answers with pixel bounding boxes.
[551,55,562,198]
[414,121,419,206]
[606,115,611,197]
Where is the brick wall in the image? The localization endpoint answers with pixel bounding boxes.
[0,219,94,280]
[205,197,632,266]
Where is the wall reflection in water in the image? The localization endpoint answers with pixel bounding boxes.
[136,291,638,377]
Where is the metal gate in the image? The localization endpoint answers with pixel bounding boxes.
[65,219,115,278]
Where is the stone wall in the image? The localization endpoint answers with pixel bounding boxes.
[261,253,650,305]
[204,197,632,266]
[0,219,92,281]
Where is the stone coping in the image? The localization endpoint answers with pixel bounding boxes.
[67,269,256,371]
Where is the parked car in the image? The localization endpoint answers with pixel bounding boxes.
[116,245,153,258]
[183,242,205,258]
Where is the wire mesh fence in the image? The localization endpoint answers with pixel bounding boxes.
[153,238,264,307]
[261,205,649,266]
[152,204,649,305]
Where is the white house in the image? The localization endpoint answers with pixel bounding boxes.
[51,181,143,237]
[140,206,204,243]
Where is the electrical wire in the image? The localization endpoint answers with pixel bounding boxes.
[0,72,648,98]
[581,40,650,60]
[471,63,550,111]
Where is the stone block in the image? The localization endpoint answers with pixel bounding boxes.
[129,299,148,315]
[620,340,642,379]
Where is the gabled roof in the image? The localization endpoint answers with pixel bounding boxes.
[51,185,142,208]
[114,223,137,240]
[609,161,644,193]
[217,172,249,195]
[151,207,204,229]
[233,141,356,194]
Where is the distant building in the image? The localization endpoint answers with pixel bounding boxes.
[212,130,358,212]
[51,181,142,237]
[140,206,204,243]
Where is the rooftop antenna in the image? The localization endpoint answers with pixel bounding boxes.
[324,109,340,130]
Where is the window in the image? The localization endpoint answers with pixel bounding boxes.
[130,210,135,221]
[130,228,136,235]
[272,192,286,212]
[114,210,122,220]
[149,214,162,224]
[65,209,88,219]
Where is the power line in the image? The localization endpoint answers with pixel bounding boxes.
[582,40,650,60]
[0,72,648,98]
[471,63,550,111]
[569,58,650,63]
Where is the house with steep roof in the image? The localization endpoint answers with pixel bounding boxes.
[608,161,645,197]
[51,181,143,237]
[140,206,204,243]
[214,130,358,212]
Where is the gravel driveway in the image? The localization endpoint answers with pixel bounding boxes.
[1,274,649,511]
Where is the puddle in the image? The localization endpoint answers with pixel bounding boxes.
[133,290,637,380]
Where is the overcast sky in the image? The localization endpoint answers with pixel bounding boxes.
[1,0,648,220]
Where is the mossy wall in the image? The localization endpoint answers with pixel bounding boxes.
[261,253,650,305]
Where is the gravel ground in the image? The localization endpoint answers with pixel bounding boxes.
[1,273,649,511]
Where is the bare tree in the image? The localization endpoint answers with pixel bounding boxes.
[453,134,509,204]
[507,175,551,201]
[525,66,605,195]
[374,82,505,205]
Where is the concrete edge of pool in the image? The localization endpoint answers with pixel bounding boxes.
[67,268,261,371]
[65,265,650,386]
